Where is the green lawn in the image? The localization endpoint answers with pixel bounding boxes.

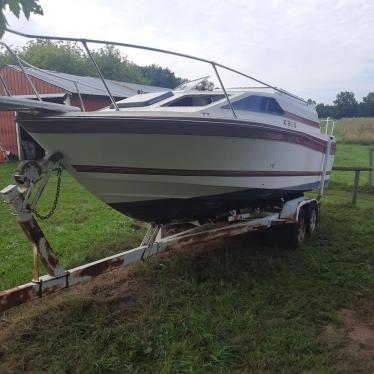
[0,143,374,372]
[0,162,145,290]
[330,143,372,187]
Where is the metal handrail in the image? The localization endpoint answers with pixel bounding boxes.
[73,81,85,111]
[0,73,11,96]
[211,63,236,118]
[14,56,87,111]
[320,117,335,136]
[81,40,119,111]
[4,28,309,117]
[0,41,41,100]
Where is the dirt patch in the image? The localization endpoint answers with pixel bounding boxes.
[0,261,155,373]
[0,262,148,341]
[0,237,228,331]
[322,304,374,359]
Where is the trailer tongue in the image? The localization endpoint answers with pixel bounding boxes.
[0,154,319,312]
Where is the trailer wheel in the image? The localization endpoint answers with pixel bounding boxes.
[305,203,318,237]
[286,210,306,250]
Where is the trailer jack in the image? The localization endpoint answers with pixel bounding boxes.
[0,157,319,312]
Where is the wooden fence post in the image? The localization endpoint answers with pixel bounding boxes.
[352,170,360,205]
[332,166,372,205]
[369,147,373,188]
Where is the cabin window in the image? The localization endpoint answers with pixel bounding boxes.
[223,95,284,115]
[162,94,225,107]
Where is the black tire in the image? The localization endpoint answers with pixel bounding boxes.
[305,203,318,237]
[285,210,306,250]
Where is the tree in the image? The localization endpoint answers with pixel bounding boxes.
[0,0,43,37]
[333,91,358,118]
[140,64,184,88]
[315,91,374,119]
[315,103,336,118]
[195,79,215,91]
[5,40,93,76]
[359,92,374,117]
[0,40,185,87]
[91,45,147,84]
[363,92,374,105]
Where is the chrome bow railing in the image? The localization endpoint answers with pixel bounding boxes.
[2,28,309,117]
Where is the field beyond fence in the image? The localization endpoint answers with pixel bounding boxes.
[333,117,374,145]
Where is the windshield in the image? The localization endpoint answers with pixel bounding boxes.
[174,76,210,91]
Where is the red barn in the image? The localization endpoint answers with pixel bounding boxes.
[0,65,165,159]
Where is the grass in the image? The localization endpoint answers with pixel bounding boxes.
[331,117,374,145]
[330,143,372,188]
[327,117,374,188]
[0,140,374,372]
[0,163,145,290]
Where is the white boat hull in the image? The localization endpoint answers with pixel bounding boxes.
[20,114,335,222]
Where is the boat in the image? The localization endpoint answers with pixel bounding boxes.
[0,30,336,223]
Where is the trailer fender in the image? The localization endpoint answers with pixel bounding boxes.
[280,197,319,222]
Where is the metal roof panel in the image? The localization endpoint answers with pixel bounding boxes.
[7,65,167,97]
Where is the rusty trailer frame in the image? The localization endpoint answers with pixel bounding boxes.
[0,212,279,312]
[0,158,318,313]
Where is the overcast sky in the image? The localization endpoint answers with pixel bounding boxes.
[3,0,374,103]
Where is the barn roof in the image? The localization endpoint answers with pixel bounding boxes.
[6,65,167,98]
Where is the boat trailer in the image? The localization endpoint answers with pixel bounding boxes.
[0,154,320,312]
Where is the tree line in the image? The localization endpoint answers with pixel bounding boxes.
[311,91,374,119]
[0,40,185,89]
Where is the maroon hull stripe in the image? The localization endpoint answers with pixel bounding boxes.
[20,115,336,155]
[73,164,332,177]
[284,111,320,128]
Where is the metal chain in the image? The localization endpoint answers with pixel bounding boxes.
[32,168,63,220]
